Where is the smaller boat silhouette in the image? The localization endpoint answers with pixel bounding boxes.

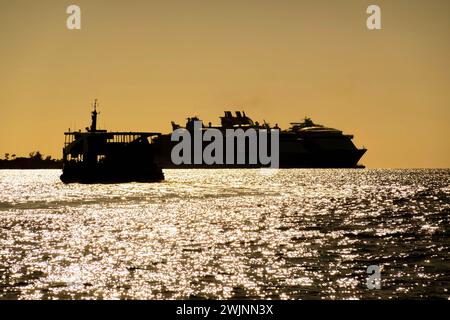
[60,100,164,183]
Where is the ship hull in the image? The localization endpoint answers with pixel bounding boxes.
[153,136,367,169]
[155,151,366,169]
[278,149,367,168]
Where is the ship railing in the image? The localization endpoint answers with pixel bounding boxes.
[63,131,161,147]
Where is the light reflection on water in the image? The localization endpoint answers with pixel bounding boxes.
[0,169,448,299]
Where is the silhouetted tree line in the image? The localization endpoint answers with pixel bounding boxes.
[0,151,62,169]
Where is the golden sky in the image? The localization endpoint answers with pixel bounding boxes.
[0,0,449,167]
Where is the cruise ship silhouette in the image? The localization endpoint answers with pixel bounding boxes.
[153,111,367,168]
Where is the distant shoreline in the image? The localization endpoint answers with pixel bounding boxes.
[0,152,62,169]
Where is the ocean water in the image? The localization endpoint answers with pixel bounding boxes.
[0,169,448,300]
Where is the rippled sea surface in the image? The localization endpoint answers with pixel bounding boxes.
[0,169,449,300]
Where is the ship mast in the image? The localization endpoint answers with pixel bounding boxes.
[90,99,99,132]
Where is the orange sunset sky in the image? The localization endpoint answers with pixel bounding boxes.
[0,0,449,168]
